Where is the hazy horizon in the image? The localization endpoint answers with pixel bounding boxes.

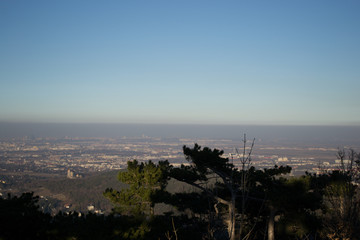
[1,122,360,148]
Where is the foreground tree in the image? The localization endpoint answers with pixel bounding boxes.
[320,149,360,240]
[170,143,255,240]
[323,173,359,239]
[104,160,171,216]
[265,174,322,240]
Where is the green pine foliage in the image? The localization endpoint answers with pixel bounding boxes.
[104,160,171,216]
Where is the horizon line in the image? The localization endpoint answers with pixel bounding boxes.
[1,120,360,127]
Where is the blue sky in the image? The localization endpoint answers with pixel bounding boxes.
[1,0,359,125]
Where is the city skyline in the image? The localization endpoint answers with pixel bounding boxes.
[1,1,360,126]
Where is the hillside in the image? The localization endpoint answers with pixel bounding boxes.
[1,170,127,213]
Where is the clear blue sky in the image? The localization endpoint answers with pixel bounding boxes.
[1,0,359,125]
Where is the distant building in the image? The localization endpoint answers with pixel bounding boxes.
[335,159,352,165]
[278,157,288,162]
[67,169,74,179]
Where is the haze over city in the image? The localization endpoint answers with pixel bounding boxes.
[1,1,359,126]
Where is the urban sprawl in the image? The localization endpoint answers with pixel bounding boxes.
[0,136,346,178]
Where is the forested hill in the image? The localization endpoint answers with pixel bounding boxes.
[4,170,127,214]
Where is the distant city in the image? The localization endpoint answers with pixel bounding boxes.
[0,134,356,178]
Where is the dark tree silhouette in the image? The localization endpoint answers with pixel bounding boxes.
[170,143,254,240]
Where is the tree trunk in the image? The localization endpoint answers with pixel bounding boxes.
[228,195,236,240]
[267,205,276,240]
[214,196,236,240]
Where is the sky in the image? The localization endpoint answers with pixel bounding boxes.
[1,0,360,126]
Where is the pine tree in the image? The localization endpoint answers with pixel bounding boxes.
[104,160,170,216]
